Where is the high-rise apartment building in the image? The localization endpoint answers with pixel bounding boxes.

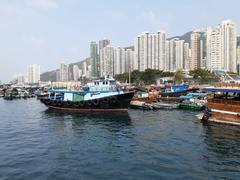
[13,74,25,84]
[27,64,40,84]
[169,39,176,72]
[125,49,134,72]
[134,31,166,72]
[73,65,80,81]
[99,39,110,51]
[165,40,170,71]
[175,39,184,70]
[60,63,69,81]
[190,32,201,70]
[82,61,87,77]
[90,42,98,78]
[221,20,237,72]
[206,26,222,70]
[166,38,185,72]
[114,47,125,75]
[100,46,114,77]
[206,20,237,72]
[133,36,141,70]
[183,42,190,70]
[98,40,110,76]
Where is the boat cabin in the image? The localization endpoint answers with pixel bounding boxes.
[48,79,123,102]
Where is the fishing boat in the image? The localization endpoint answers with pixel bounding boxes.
[159,84,199,98]
[131,87,158,103]
[3,88,20,100]
[179,92,207,111]
[179,100,205,111]
[35,89,49,99]
[130,100,154,110]
[0,89,4,97]
[151,101,180,110]
[40,79,134,112]
[201,83,240,125]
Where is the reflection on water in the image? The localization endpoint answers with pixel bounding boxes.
[0,99,240,179]
[42,109,133,135]
[43,109,132,123]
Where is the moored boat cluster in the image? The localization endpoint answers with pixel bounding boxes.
[130,85,207,111]
[1,80,240,126]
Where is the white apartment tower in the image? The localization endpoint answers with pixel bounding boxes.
[167,38,185,72]
[114,48,124,75]
[27,64,40,84]
[100,46,114,77]
[83,61,87,77]
[206,26,222,70]
[60,63,69,81]
[183,42,190,70]
[73,65,80,81]
[175,39,184,70]
[169,39,176,72]
[98,40,110,76]
[134,31,166,72]
[165,40,170,71]
[221,20,237,72]
[133,36,141,70]
[206,20,237,72]
[125,49,134,72]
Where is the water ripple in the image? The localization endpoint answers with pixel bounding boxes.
[0,99,239,179]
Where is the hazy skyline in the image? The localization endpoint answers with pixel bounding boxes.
[0,0,240,82]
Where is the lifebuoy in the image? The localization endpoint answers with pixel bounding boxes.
[110,96,117,104]
[87,100,92,106]
[57,100,63,107]
[93,99,99,106]
[73,101,80,108]
[79,101,85,107]
[45,99,50,105]
[52,100,58,106]
[103,97,109,104]
[66,101,72,107]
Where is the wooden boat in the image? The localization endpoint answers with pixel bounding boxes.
[201,83,240,125]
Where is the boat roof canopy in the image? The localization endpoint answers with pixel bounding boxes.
[48,89,117,94]
[202,87,240,93]
[48,89,84,94]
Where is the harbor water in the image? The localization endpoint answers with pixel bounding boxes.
[0,98,240,179]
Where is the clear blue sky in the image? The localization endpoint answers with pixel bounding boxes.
[0,0,239,82]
